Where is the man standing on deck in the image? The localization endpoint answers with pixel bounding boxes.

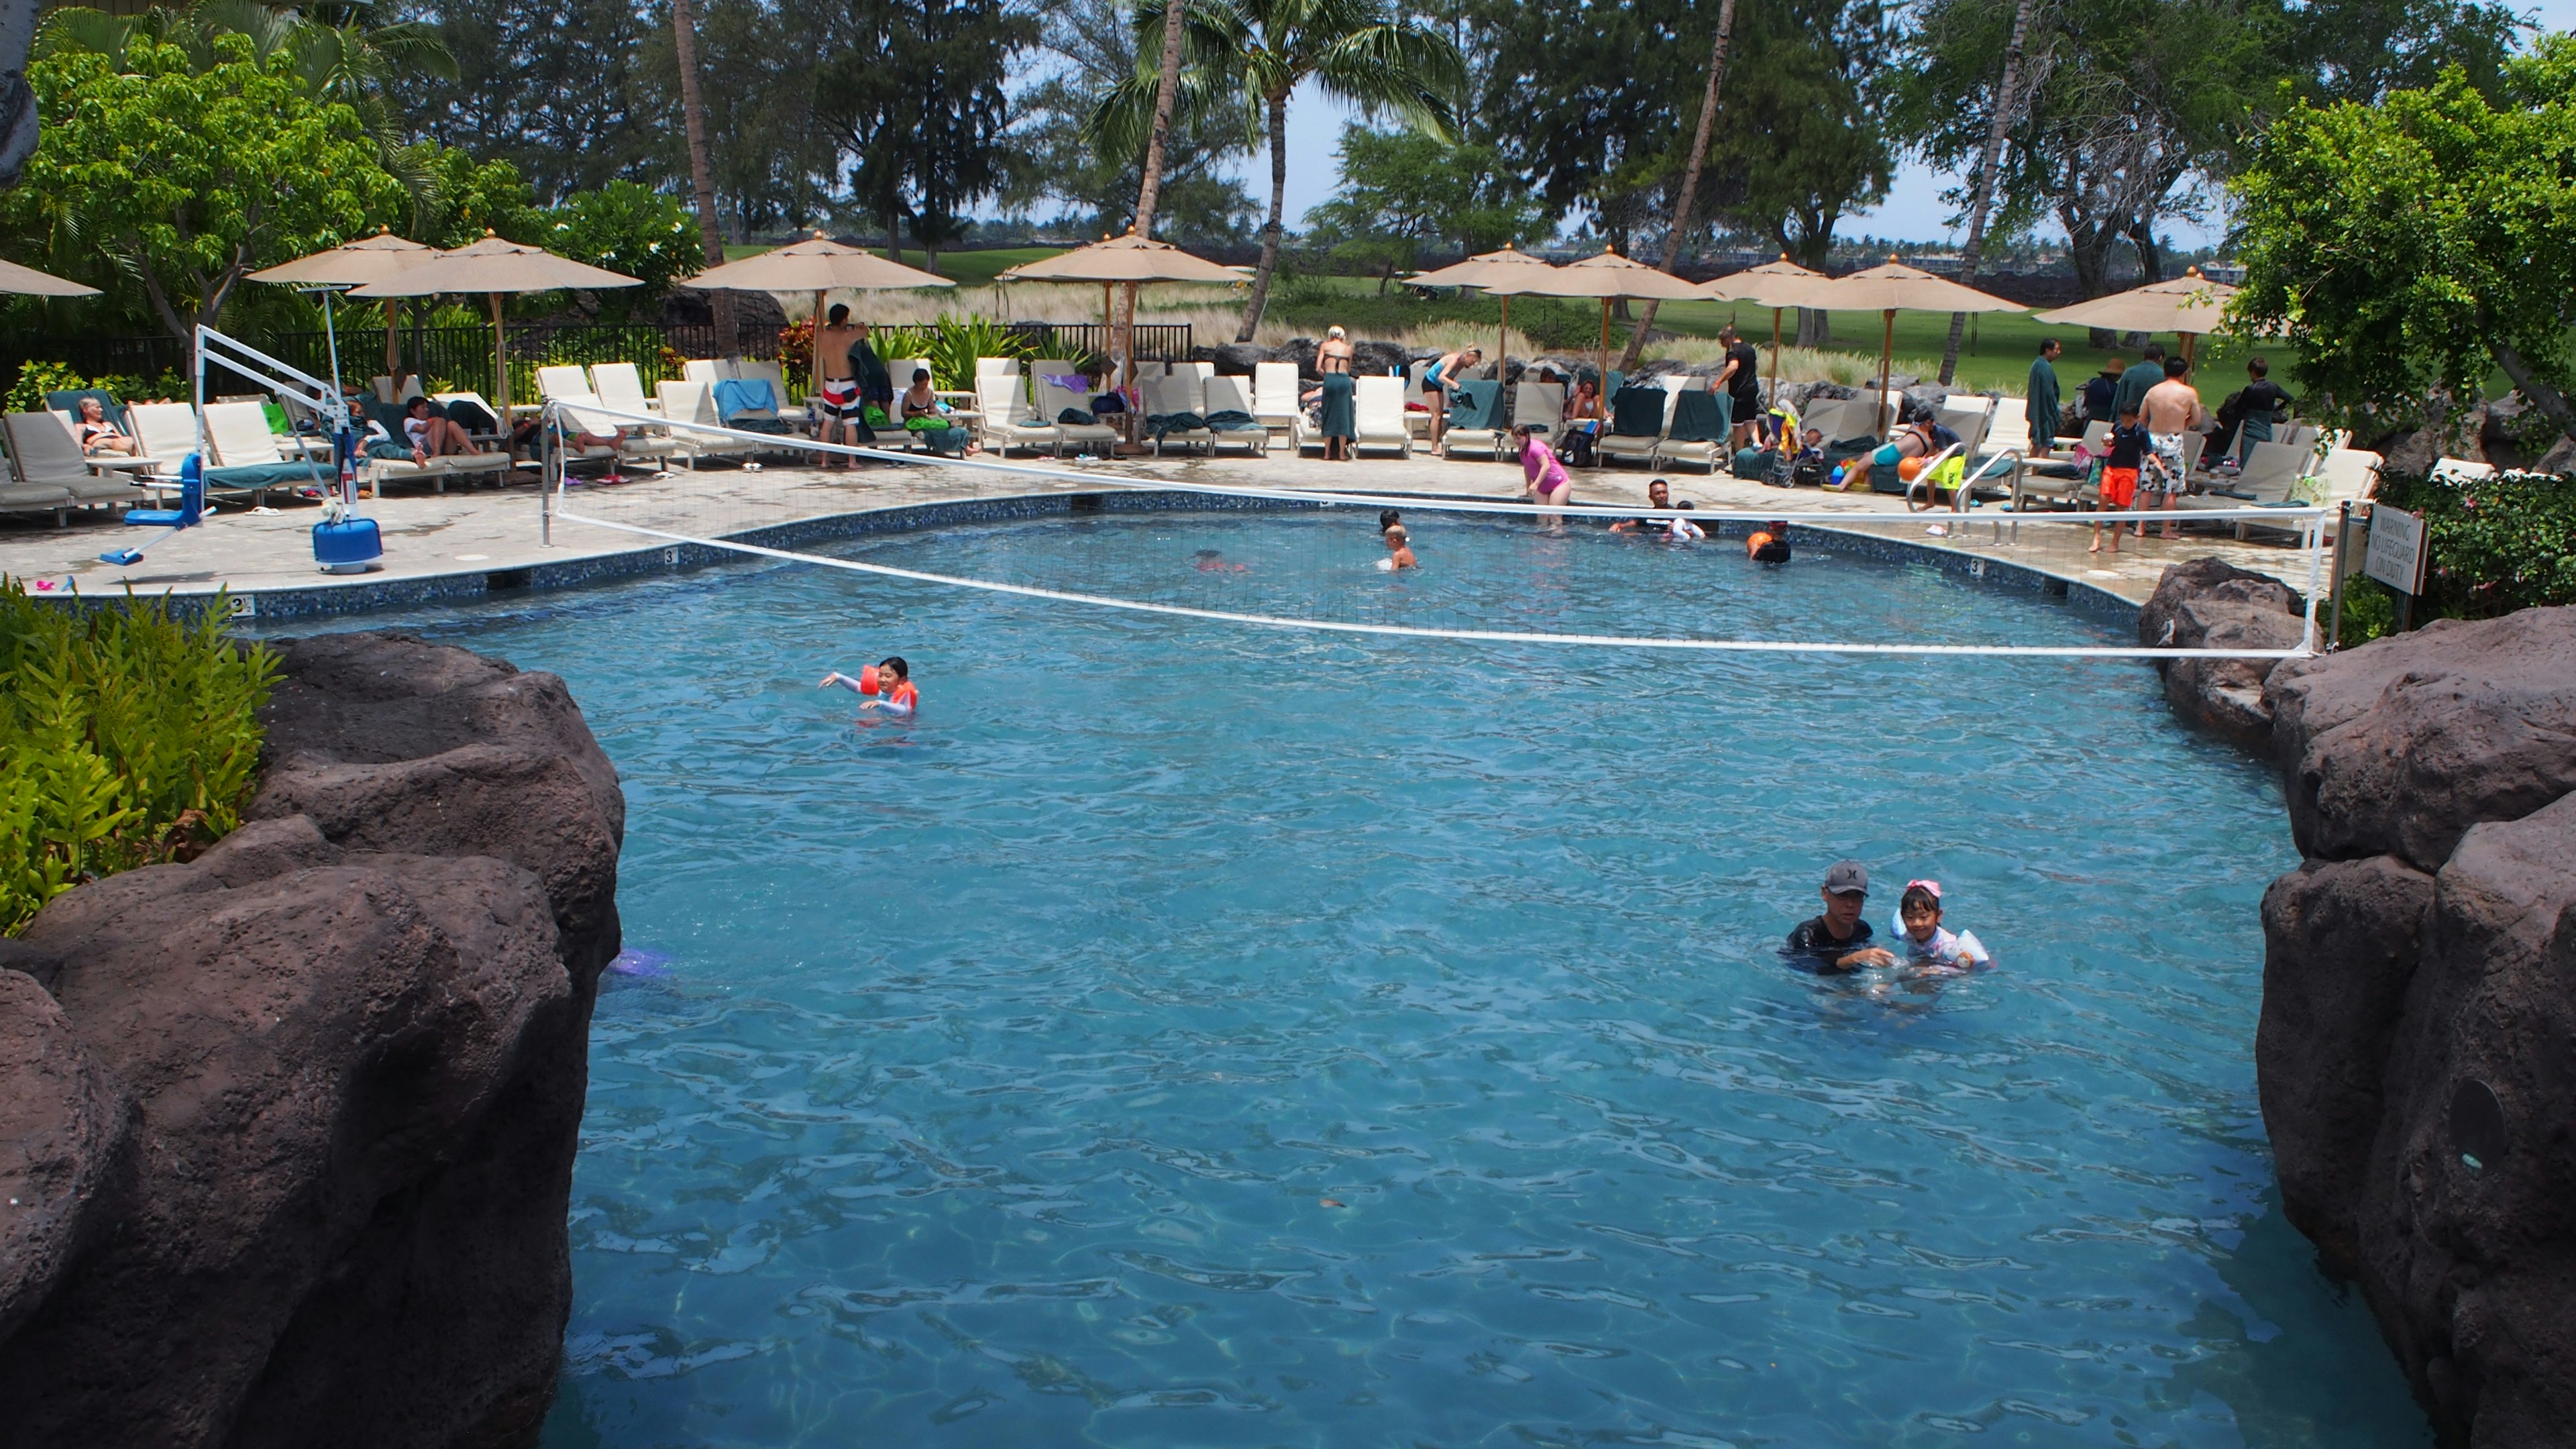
[1714,325,1763,449]
[2111,342,2167,423]
[2027,338,2063,458]
[812,303,869,468]
[2139,356,2208,541]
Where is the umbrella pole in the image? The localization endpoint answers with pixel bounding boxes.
[490,291,510,419]
[1498,295,1509,389]
[1769,306,1782,403]
[1878,308,1895,439]
[2181,331,2197,369]
[1597,299,1610,390]
[384,299,400,392]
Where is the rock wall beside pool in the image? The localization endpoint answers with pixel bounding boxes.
[0,632,625,1448]
[2254,606,2576,1446]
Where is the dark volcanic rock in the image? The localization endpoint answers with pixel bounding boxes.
[2139,557,2307,748]
[2357,794,2576,1444]
[2266,607,2576,872]
[0,631,623,1449]
[2259,854,2437,1267]
[0,971,133,1345]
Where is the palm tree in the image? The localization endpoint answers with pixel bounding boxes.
[1617,0,1736,374]
[1132,0,1189,236]
[1099,0,1461,342]
[667,0,735,347]
[1937,0,2041,386]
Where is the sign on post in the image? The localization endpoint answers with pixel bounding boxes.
[2365,505,2428,596]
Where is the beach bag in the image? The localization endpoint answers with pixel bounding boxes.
[1057,407,1095,425]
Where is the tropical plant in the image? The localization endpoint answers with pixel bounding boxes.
[2231,40,2576,455]
[5,361,192,412]
[36,1,458,133]
[1096,0,1464,340]
[542,178,702,315]
[1,581,278,936]
[3,34,404,343]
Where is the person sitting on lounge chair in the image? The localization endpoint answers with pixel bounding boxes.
[74,396,138,456]
[402,396,477,464]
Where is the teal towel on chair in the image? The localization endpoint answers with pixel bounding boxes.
[1669,389,1729,443]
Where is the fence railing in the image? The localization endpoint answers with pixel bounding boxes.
[3,319,1195,400]
[1002,322,1194,367]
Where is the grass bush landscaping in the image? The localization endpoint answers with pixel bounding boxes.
[1,580,277,934]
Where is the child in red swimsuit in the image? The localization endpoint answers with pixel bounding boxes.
[820,656,917,716]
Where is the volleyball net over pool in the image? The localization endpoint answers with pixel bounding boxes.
[535,402,2330,660]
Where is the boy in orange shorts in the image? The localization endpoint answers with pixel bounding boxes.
[2092,406,2153,555]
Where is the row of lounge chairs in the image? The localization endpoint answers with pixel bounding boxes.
[0,393,364,522]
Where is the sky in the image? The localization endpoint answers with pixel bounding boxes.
[1224,0,2576,252]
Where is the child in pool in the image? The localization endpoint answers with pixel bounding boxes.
[1745,521,1792,563]
[1377,525,1417,571]
[819,655,917,716]
[1667,500,1705,542]
[1891,879,1990,972]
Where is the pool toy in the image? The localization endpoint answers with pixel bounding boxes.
[857,663,882,695]
[1827,464,1845,488]
[1897,456,1925,482]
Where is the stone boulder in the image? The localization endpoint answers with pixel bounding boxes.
[2137,557,2308,748]
[1190,341,1269,376]
[0,631,625,1449]
[2355,794,2576,1443]
[2266,607,2576,872]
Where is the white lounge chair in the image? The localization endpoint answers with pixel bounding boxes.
[2311,448,2382,506]
[1351,375,1411,456]
[5,411,136,519]
[2429,456,2496,483]
[1141,372,1216,455]
[1202,374,1270,457]
[1252,362,1303,453]
[589,363,663,421]
[536,368,672,472]
[648,380,760,469]
[1597,386,1677,469]
[975,376,1060,456]
[1032,361,1120,457]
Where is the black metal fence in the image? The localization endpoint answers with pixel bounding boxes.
[4,319,1191,400]
[1002,322,1194,366]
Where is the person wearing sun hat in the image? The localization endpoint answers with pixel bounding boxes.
[1786,860,1897,972]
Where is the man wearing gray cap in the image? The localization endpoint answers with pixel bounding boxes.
[1786,860,1898,971]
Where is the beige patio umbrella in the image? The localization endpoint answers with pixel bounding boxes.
[1787,258,2025,438]
[1481,248,1703,390]
[682,233,952,396]
[2033,266,2241,366]
[1407,246,1558,379]
[249,229,436,386]
[0,257,103,297]
[1697,256,1831,404]
[350,235,641,417]
[1000,232,1247,391]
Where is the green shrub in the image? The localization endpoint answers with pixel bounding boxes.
[7,360,193,413]
[1,581,277,935]
[2371,470,2576,622]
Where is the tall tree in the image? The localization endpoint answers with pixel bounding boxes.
[1100,0,1462,341]
[382,0,651,203]
[1303,121,1542,288]
[1132,0,1187,235]
[1474,0,1701,259]
[1,0,36,185]
[667,0,733,342]
[1619,0,1737,371]
[3,36,402,341]
[817,0,1034,271]
[1705,0,1892,344]
[1933,0,2039,386]
[2233,42,2576,456]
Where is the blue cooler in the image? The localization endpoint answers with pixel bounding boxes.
[313,515,382,574]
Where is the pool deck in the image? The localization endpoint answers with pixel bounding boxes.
[0,447,2320,621]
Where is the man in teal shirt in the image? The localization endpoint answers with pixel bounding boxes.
[2026,338,2063,457]
[2112,342,2167,421]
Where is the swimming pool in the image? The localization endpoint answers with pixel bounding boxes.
[323,511,2424,1448]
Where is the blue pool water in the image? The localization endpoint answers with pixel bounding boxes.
[319,511,2424,1448]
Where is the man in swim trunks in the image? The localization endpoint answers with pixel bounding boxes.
[1786,860,1896,972]
[2141,356,2206,541]
[813,303,868,468]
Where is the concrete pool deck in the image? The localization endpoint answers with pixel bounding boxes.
[0,447,2323,621]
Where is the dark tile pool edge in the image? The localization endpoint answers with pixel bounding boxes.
[29,489,2140,634]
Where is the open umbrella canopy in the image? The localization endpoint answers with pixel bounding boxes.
[1479,249,1702,302]
[2032,266,2238,335]
[347,235,642,299]
[996,232,1241,285]
[248,231,435,288]
[682,235,952,293]
[1405,245,1556,290]
[0,257,103,297]
[1793,260,2024,315]
[1696,256,1827,308]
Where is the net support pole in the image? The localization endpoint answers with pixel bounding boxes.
[2327,500,2351,651]
[2302,503,2325,654]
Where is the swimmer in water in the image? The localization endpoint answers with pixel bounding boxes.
[1377,523,1417,571]
[1193,548,1247,573]
[819,655,917,716]
[1891,879,1990,972]
[1746,521,1792,564]
[1668,500,1706,542]
[1379,508,1403,537]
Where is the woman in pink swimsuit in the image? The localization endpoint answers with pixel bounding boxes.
[1515,424,1571,506]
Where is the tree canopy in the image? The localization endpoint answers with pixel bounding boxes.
[2231,40,2576,449]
